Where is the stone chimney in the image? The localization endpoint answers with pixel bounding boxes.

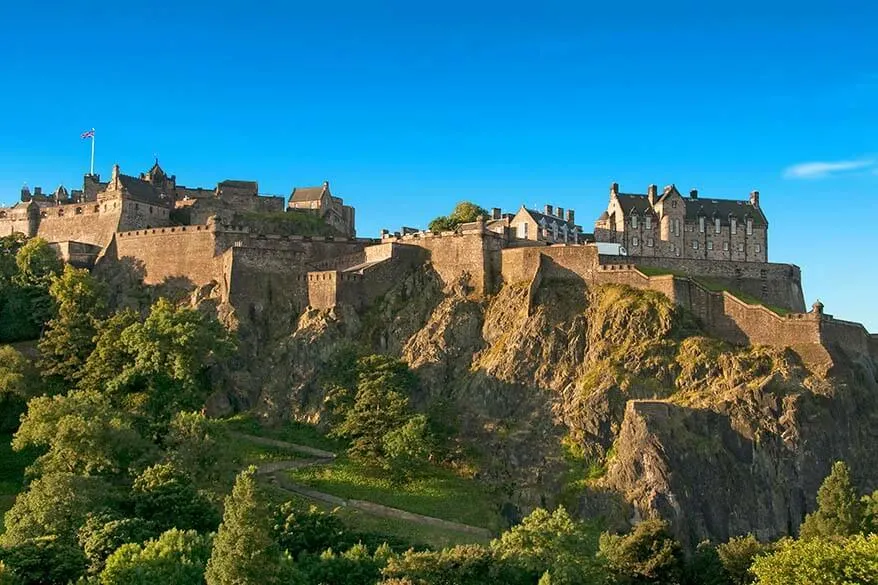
[556,206,564,219]
[323,181,330,189]
[20,185,30,202]
[690,189,698,199]
[111,164,121,187]
[647,184,657,205]
[566,209,575,223]
[34,187,42,197]
[492,207,502,220]
[750,190,760,208]
[544,204,554,216]
[611,182,619,197]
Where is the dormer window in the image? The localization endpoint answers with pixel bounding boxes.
[715,218,721,234]
[645,215,652,229]
[746,218,753,235]
[631,215,638,229]
[731,217,737,234]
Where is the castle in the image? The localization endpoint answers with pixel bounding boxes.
[1,166,875,370]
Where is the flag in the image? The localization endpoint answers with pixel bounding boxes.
[81,129,94,139]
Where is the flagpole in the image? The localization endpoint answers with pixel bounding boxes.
[90,129,95,176]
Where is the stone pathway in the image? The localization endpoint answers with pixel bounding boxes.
[234,432,492,538]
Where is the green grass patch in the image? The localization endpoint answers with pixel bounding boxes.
[287,456,501,531]
[218,414,343,453]
[234,210,337,237]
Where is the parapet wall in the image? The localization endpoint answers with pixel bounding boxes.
[110,225,223,285]
[624,255,805,313]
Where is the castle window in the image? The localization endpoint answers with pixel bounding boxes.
[40,211,46,218]
[707,241,714,250]
[699,217,705,233]
[715,218,721,233]
[632,236,639,247]
[149,206,153,214]
[57,208,64,216]
[737,243,745,252]
[731,218,737,234]
[692,240,698,250]
[552,223,558,240]
[723,242,729,251]
[755,244,762,253]
[645,216,652,229]
[517,223,528,239]
[0,211,6,218]
[746,218,753,235]
[647,238,654,247]
[631,215,638,229]
[75,207,83,215]
[673,218,681,236]
[672,200,677,209]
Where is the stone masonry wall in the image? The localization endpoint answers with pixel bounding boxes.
[622,255,805,313]
[110,226,222,286]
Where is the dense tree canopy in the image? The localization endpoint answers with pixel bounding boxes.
[427,202,490,233]
[99,529,212,585]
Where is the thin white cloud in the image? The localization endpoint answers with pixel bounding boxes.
[783,159,875,179]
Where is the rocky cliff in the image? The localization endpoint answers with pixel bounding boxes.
[232,271,878,546]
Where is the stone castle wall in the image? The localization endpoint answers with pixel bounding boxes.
[624,255,804,313]
[109,225,223,286]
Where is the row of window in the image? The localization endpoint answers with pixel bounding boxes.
[630,215,755,236]
[630,237,763,254]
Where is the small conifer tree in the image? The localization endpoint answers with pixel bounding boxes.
[799,461,863,539]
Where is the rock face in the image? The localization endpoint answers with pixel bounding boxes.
[235,273,878,545]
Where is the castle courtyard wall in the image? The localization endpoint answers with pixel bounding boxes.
[110,226,222,286]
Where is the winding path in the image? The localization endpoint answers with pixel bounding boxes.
[233,432,492,539]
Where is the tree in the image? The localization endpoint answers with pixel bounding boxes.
[683,541,730,585]
[598,519,685,585]
[204,467,283,585]
[382,414,435,483]
[131,464,220,533]
[799,461,864,540]
[99,529,212,585]
[38,266,107,386]
[162,411,230,486]
[14,238,62,289]
[716,534,774,585]
[382,544,529,585]
[491,507,604,585]
[750,534,878,585]
[13,390,156,477]
[428,202,489,233]
[0,473,119,546]
[274,503,349,559]
[0,535,87,585]
[861,490,878,534]
[297,543,385,585]
[0,345,41,432]
[0,237,61,342]
[78,514,158,575]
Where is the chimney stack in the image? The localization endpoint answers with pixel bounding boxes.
[647,184,657,205]
[566,209,575,223]
[611,182,619,196]
[34,187,42,197]
[750,190,760,208]
[492,207,502,220]
[20,185,31,202]
[544,204,553,216]
[556,206,564,219]
[690,189,698,199]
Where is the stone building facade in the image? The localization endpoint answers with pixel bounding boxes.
[287,181,356,238]
[594,183,767,262]
[508,205,585,244]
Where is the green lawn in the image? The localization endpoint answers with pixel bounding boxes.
[0,433,37,534]
[218,414,343,452]
[286,456,501,531]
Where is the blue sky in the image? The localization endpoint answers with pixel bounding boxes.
[1,1,876,329]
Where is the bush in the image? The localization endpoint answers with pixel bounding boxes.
[0,535,87,585]
[599,519,684,585]
[132,464,220,533]
[750,534,878,585]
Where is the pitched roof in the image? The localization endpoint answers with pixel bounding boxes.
[117,175,166,205]
[290,185,329,203]
[686,198,768,227]
[522,208,582,231]
[615,194,655,215]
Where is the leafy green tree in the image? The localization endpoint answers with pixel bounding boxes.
[491,507,604,585]
[861,490,878,534]
[0,473,119,546]
[14,238,62,288]
[204,467,283,585]
[274,503,349,558]
[80,299,233,430]
[99,529,212,585]
[383,544,529,585]
[0,233,28,285]
[13,390,156,477]
[162,411,230,486]
[683,541,730,585]
[382,414,435,483]
[800,461,864,540]
[0,346,41,432]
[428,202,489,233]
[0,535,87,585]
[0,560,20,585]
[751,534,878,585]
[716,534,774,585]
[38,266,107,386]
[77,514,158,575]
[0,237,61,342]
[598,519,685,585]
[131,464,220,533]
[298,543,385,585]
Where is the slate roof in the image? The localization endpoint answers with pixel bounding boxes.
[613,191,767,227]
[616,194,656,215]
[290,185,328,203]
[118,175,166,205]
[523,208,582,232]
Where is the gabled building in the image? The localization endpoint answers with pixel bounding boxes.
[288,181,356,237]
[509,204,584,244]
[594,183,767,262]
